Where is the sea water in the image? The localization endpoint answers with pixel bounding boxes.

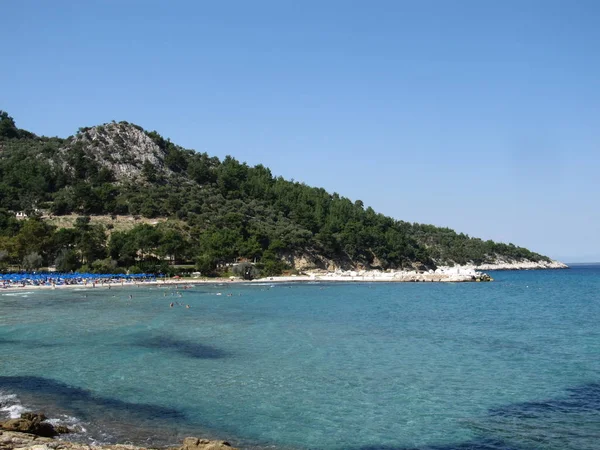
[0,266,599,450]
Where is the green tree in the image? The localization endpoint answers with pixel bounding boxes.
[232,262,260,280]
[0,111,19,139]
[73,216,107,264]
[142,160,159,182]
[14,219,55,261]
[54,249,80,272]
[195,253,218,275]
[0,249,8,270]
[22,252,43,271]
[158,230,187,264]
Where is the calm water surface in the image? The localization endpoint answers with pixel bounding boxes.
[1,266,599,449]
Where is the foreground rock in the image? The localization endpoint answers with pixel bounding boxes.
[0,414,69,438]
[0,431,238,450]
[180,438,236,450]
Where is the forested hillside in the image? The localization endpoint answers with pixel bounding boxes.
[0,110,551,275]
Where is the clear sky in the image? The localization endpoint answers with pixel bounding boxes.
[2,1,599,262]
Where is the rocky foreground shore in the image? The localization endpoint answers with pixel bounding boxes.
[0,432,236,450]
[0,414,237,450]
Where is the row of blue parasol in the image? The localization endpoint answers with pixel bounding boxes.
[0,272,159,285]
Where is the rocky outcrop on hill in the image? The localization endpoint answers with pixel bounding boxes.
[281,249,352,271]
[63,123,170,181]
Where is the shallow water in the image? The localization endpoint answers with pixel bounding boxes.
[1,267,599,449]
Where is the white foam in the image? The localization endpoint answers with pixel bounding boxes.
[47,415,87,433]
[0,391,87,434]
[0,391,29,419]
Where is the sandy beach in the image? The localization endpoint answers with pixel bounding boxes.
[0,266,495,292]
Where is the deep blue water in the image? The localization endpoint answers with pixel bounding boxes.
[1,266,599,449]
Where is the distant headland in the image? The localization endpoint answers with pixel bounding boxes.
[0,110,565,278]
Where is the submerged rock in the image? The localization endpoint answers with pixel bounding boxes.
[178,437,236,450]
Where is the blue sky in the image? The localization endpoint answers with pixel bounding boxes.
[2,1,599,262]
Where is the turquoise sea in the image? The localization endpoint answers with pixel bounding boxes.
[1,266,599,450]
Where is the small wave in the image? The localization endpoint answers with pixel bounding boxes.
[0,391,29,419]
[1,292,35,297]
[0,390,88,434]
[47,414,88,433]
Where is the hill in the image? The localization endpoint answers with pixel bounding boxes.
[0,110,564,276]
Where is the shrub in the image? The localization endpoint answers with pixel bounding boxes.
[232,262,260,280]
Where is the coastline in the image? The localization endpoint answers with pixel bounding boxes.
[0,259,568,292]
[0,278,233,292]
[0,268,489,291]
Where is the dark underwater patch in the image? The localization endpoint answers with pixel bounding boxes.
[487,382,600,418]
[0,336,61,348]
[344,382,600,450]
[132,335,230,359]
[349,439,519,450]
[0,376,186,422]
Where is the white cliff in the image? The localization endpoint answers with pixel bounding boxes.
[466,259,568,271]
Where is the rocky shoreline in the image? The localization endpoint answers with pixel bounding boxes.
[280,266,493,283]
[0,432,237,450]
[256,258,566,283]
[469,259,568,270]
[0,414,237,450]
